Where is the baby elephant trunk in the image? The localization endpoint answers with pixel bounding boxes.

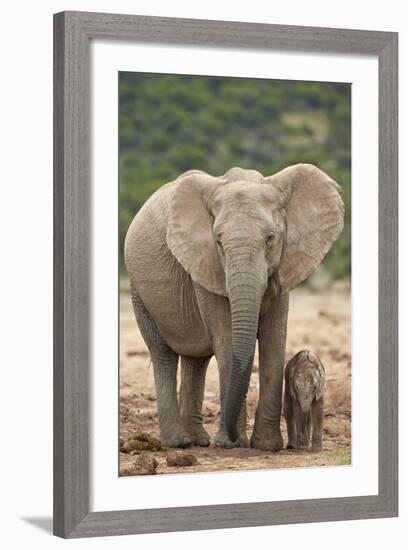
[299,397,314,414]
[297,410,310,447]
[300,411,308,434]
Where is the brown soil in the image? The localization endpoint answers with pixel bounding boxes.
[120,282,351,476]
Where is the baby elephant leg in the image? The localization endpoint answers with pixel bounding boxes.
[284,392,297,449]
[311,398,324,450]
[294,404,309,449]
[305,412,312,448]
[130,287,191,448]
[179,356,211,447]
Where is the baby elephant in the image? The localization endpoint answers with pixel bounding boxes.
[284,350,325,451]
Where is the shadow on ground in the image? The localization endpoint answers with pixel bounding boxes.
[21,517,53,534]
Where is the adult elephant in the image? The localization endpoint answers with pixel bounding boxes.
[125,165,344,450]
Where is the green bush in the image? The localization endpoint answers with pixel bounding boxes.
[119,73,351,279]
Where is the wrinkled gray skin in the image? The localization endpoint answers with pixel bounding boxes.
[283,350,325,450]
[125,165,343,450]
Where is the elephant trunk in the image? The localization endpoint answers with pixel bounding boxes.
[224,260,265,442]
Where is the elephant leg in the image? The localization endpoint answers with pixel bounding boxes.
[179,356,211,447]
[284,391,297,449]
[311,398,324,451]
[251,292,289,451]
[305,411,312,448]
[130,286,191,448]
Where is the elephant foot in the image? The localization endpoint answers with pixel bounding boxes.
[214,429,250,449]
[160,427,192,448]
[251,430,283,452]
[286,443,297,450]
[189,426,211,447]
[311,442,322,452]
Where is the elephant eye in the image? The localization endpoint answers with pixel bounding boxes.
[266,232,275,244]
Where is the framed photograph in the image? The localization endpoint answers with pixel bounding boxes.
[53,11,398,538]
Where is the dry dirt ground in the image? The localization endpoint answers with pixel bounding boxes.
[120,281,351,476]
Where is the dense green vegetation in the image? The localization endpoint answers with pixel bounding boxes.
[119,73,351,278]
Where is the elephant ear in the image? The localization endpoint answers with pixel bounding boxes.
[286,354,299,400]
[166,172,227,296]
[267,164,344,293]
[316,360,325,401]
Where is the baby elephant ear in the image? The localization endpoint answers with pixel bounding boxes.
[266,164,345,294]
[286,354,299,400]
[166,171,227,296]
[316,361,325,401]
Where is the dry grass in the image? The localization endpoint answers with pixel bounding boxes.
[119,281,351,475]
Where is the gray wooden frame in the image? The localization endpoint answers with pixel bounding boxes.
[53,10,398,538]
